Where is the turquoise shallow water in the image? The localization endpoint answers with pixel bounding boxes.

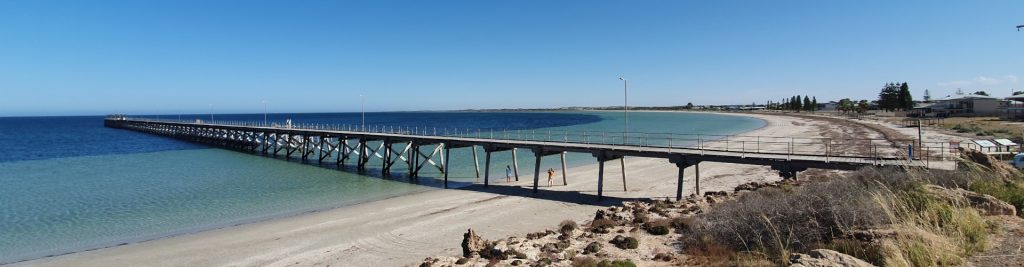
[0,111,764,263]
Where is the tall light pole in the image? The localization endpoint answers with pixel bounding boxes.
[360,94,365,131]
[262,100,268,125]
[619,77,628,143]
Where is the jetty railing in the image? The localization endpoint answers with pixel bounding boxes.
[114,116,954,164]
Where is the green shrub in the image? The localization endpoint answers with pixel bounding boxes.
[970,179,1024,217]
[646,225,669,235]
[621,237,639,249]
[590,219,616,234]
[584,242,601,254]
[644,219,672,235]
[559,220,578,235]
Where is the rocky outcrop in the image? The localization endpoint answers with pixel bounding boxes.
[462,229,487,257]
[963,190,1017,216]
[959,148,1020,179]
[927,185,1017,216]
[790,249,875,267]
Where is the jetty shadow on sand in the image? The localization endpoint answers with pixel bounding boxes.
[447,183,635,207]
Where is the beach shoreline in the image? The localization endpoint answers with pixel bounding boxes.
[14,112,860,267]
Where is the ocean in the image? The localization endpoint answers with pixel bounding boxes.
[0,111,764,263]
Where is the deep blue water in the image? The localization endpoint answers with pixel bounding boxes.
[0,111,763,263]
[0,112,601,163]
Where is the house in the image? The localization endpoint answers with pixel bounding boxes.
[818,101,838,111]
[999,95,1024,120]
[927,95,1002,116]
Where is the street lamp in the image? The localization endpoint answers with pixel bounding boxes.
[360,94,365,131]
[619,77,628,144]
[262,100,268,125]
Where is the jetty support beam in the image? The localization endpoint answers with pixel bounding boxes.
[531,148,564,193]
[443,143,451,189]
[512,148,521,181]
[670,156,700,201]
[560,152,568,186]
[593,151,623,200]
[771,163,808,180]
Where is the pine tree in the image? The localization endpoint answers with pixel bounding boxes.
[811,97,817,112]
[803,96,811,111]
[878,83,901,111]
[898,82,913,110]
[794,95,802,111]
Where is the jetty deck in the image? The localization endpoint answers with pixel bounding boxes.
[105,116,956,200]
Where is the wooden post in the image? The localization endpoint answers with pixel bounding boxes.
[358,139,367,170]
[597,158,605,200]
[438,143,446,175]
[695,162,701,196]
[408,142,414,175]
[443,144,451,189]
[560,152,568,186]
[512,148,520,181]
[381,141,390,175]
[620,157,627,191]
[472,145,481,180]
[414,143,421,178]
[676,164,685,201]
[532,151,542,193]
[484,150,492,187]
[318,137,325,164]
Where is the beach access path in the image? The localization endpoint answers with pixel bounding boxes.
[16,112,900,267]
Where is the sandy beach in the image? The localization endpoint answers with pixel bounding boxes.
[14,112,908,267]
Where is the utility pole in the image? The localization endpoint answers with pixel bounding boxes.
[360,94,365,131]
[262,100,268,125]
[618,77,628,144]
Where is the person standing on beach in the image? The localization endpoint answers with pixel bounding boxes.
[547,168,555,187]
[505,165,513,182]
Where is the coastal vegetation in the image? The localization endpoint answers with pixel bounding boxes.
[768,95,818,112]
[940,117,1024,140]
[419,151,1024,267]
[877,82,914,111]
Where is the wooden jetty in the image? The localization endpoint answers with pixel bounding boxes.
[104,115,954,200]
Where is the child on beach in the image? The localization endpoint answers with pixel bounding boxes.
[505,165,513,182]
[547,168,555,187]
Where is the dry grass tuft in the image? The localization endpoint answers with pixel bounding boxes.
[681,166,997,265]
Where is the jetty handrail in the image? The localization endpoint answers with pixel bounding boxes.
[115,117,952,161]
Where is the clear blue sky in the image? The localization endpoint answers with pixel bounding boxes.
[1,1,1021,116]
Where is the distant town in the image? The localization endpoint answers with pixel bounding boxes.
[466,83,1024,121]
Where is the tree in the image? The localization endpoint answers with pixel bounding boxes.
[811,97,818,112]
[803,96,811,111]
[794,95,802,112]
[837,98,853,114]
[897,82,913,110]
[685,102,694,109]
[973,91,989,96]
[877,83,901,111]
[856,100,870,113]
